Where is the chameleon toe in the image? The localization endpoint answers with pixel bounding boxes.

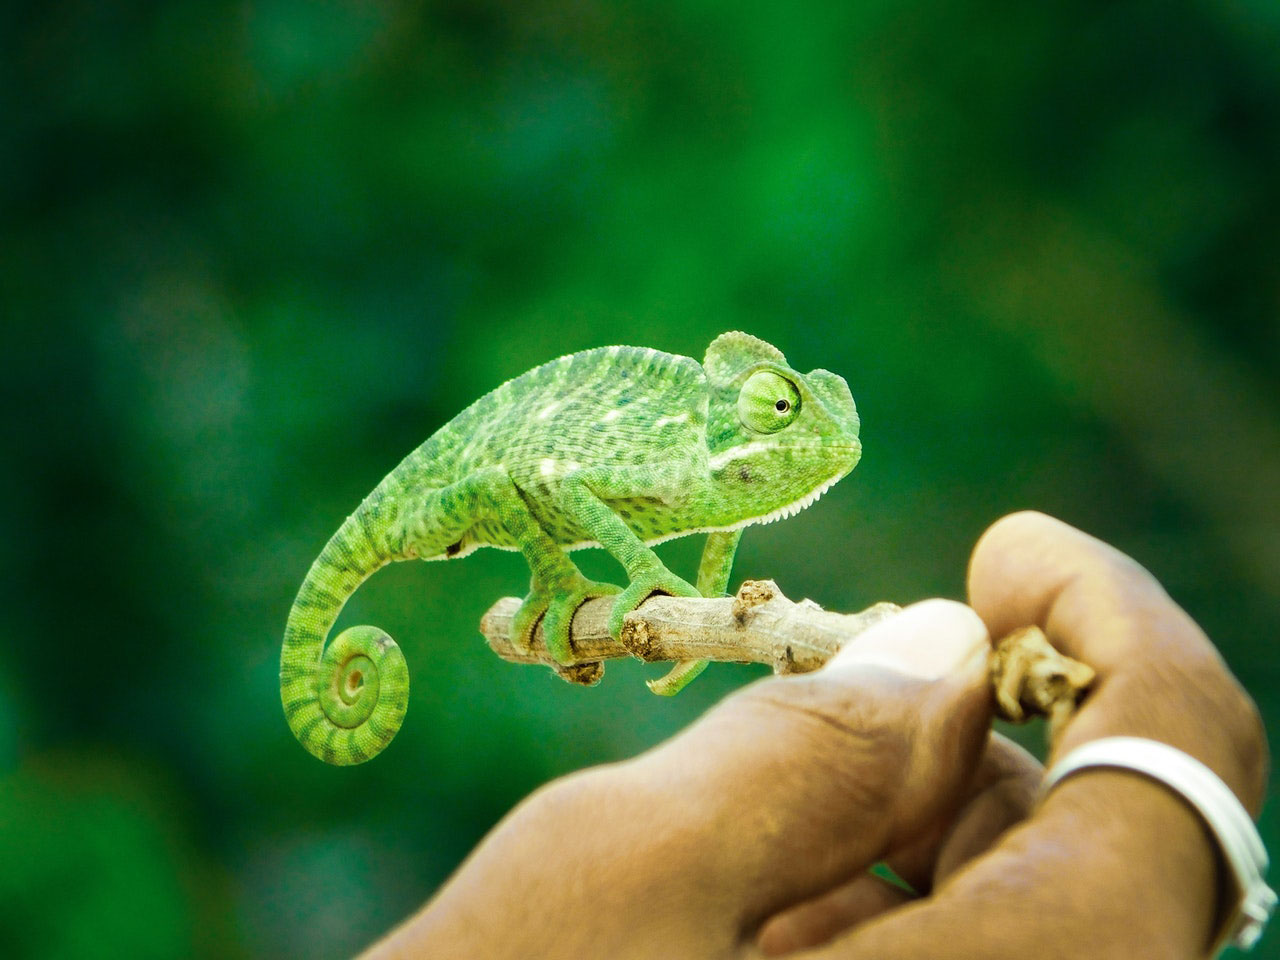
[510,592,553,656]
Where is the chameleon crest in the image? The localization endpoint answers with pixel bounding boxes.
[281,333,861,764]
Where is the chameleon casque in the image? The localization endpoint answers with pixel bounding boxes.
[281,332,861,765]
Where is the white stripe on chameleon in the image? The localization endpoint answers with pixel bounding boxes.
[539,458,558,476]
[708,440,778,470]
[537,403,559,420]
[654,413,689,428]
[602,409,622,422]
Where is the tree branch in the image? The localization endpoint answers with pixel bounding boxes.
[480,580,1094,729]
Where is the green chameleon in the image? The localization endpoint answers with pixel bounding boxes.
[281,332,861,765]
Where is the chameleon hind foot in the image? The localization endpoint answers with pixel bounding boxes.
[646,658,709,696]
[511,575,621,665]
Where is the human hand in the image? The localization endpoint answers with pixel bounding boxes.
[769,511,1268,959]
[361,512,1267,959]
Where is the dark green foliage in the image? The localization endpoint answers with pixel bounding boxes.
[2,1,1278,957]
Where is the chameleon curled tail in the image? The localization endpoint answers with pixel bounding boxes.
[280,501,409,765]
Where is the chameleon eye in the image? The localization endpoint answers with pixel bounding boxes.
[738,371,801,433]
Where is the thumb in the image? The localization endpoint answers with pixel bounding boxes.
[633,600,993,931]
[822,598,996,848]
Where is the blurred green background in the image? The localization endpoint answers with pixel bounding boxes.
[3,0,1278,957]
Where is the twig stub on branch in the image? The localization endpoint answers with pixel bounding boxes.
[991,625,1097,735]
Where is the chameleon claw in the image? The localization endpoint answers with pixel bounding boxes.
[509,592,552,657]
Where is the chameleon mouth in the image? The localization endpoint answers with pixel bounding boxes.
[745,471,846,528]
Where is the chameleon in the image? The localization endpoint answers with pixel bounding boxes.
[281,331,861,765]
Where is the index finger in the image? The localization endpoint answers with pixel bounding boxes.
[966,510,1265,811]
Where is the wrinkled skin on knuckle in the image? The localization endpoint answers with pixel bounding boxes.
[1181,661,1268,811]
[1094,635,1268,812]
[722,674,914,816]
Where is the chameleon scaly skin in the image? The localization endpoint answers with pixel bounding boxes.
[280,332,861,764]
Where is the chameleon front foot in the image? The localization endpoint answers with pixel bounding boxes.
[511,576,622,666]
[608,565,701,639]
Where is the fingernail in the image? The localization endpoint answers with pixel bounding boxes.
[825,599,990,681]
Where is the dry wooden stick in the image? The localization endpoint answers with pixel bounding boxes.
[991,625,1097,737]
[481,579,899,682]
[480,579,1094,729]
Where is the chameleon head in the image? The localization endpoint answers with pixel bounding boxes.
[702,332,861,525]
